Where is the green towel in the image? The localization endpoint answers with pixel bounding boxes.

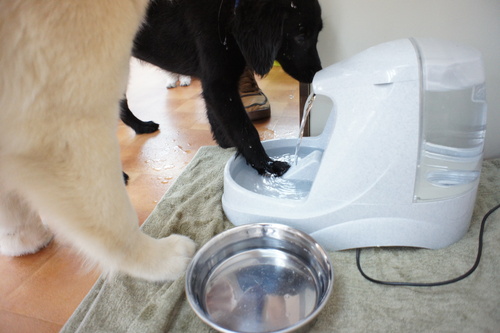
[62,147,500,332]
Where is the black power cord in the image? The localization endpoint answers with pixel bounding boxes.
[356,202,500,287]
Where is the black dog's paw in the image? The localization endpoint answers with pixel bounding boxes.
[133,120,159,134]
[257,159,290,177]
[268,160,291,176]
[123,171,129,185]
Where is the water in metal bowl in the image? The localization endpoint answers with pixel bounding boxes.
[186,224,333,333]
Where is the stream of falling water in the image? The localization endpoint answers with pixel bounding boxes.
[293,94,316,165]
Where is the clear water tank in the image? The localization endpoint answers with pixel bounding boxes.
[413,38,487,201]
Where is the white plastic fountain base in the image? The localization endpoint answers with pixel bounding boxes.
[222,38,487,251]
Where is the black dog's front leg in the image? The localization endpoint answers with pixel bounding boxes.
[202,80,290,176]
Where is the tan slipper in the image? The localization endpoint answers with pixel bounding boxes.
[239,66,271,121]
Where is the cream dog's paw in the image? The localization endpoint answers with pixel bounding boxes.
[0,223,53,257]
[156,234,197,280]
[122,233,197,282]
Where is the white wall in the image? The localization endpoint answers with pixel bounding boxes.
[317,0,500,159]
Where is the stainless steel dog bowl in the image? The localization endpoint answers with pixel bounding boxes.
[186,223,333,333]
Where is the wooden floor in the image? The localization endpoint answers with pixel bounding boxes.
[0,60,300,332]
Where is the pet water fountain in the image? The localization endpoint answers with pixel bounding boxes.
[222,38,487,251]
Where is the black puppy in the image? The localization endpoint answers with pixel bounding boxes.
[122,0,323,176]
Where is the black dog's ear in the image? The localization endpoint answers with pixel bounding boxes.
[232,0,286,76]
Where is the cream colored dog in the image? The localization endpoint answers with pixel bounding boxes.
[0,0,196,281]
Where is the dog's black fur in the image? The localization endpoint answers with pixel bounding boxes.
[122,0,323,175]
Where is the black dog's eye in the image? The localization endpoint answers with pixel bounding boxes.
[294,34,306,45]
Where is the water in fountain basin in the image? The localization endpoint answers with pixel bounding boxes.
[233,150,316,200]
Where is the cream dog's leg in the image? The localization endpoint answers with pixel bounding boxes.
[0,1,196,281]
[1,140,196,281]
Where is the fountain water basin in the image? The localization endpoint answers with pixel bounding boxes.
[222,38,487,251]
